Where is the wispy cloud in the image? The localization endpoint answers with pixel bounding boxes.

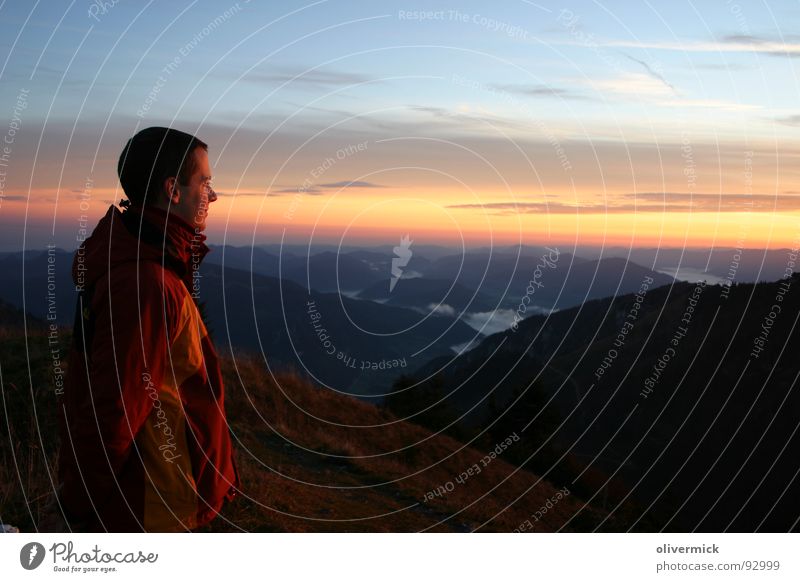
[577,34,800,58]
[662,98,759,111]
[586,73,757,111]
[776,114,800,127]
[491,83,594,101]
[693,62,756,71]
[588,72,675,98]
[318,180,384,189]
[216,190,278,197]
[264,181,384,196]
[239,66,379,88]
[721,34,800,57]
[268,188,324,196]
[448,192,800,214]
[628,192,800,211]
[407,105,522,131]
[623,54,677,94]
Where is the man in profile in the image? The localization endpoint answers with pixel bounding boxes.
[50,127,239,532]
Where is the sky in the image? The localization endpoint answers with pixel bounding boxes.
[1,0,799,251]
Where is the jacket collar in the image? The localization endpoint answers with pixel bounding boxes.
[121,204,210,284]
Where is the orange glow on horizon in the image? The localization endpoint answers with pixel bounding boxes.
[5,187,800,251]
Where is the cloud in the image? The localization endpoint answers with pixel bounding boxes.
[239,66,379,88]
[215,190,279,198]
[407,105,522,132]
[448,192,800,214]
[318,180,384,189]
[263,181,383,196]
[693,62,755,71]
[628,192,800,211]
[585,73,757,111]
[623,54,677,94]
[665,98,759,111]
[427,303,456,317]
[449,201,624,214]
[0,195,26,201]
[491,84,594,101]
[588,72,675,98]
[462,308,549,334]
[776,115,800,127]
[721,34,800,57]
[723,34,769,45]
[268,187,325,196]
[577,35,800,58]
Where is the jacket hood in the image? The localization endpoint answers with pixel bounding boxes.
[73,204,210,290]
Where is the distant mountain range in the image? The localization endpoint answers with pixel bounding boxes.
[198,262,478,396]
[0,249,475,396]
[579,246,797,283]
[0,245,676,396]
[247,243,795,285]
[207,245,675,312]
[357,277,497,313]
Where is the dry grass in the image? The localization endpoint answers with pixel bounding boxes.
[0,327,62,531]
[209,353,611,532]
[1,329,612,532]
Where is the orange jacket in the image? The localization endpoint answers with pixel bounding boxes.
[58,204,239,532]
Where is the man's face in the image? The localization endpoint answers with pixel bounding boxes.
[172,147,216,231]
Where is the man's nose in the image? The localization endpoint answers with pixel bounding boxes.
[209,188,218,203]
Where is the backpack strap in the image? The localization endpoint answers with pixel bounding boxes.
[71,284,96,354]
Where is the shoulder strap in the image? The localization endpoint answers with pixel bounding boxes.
[71,284,96,354]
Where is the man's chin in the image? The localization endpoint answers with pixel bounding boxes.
[194,215,208,232]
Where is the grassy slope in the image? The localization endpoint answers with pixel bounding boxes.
[1,315,611,532]
[209,355,610,532]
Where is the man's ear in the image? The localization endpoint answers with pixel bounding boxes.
[163,176,180,204]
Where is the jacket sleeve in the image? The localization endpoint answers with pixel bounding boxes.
[63,262,179,518]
